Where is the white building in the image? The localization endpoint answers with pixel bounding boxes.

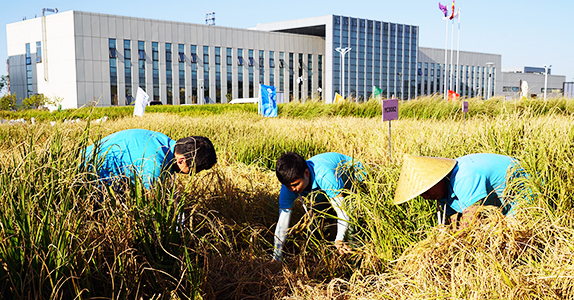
[6,10,567,108]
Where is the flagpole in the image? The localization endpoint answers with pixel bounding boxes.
[455,7,461,95]
[444,17,448,101]
[449,18,455,94]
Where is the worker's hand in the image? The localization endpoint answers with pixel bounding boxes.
[334,240,353,255]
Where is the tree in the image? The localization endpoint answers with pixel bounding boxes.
[22,93,62,109]
[0,93,17,111]
[0,75,8,94]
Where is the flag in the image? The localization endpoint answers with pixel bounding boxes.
[334,93,344,104]
[133,87,150,117]
[259,84,277,117]
[449,1,455,19]
[439,2,448,17]
[452,7,460,19]
[373,86,383,99]
[448,90,460,101]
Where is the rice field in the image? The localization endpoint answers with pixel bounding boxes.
[1,97,573,299]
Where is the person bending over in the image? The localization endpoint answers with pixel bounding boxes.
[394,153,527,227]
[83,128,217,190]
[273,151,364,261]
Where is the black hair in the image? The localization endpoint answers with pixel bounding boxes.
[174,136,217,173]
[275,152,308,186]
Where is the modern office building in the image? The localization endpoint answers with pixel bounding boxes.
[5,10,567,109]
[6,10,326,108]
[256,15,419,102]
[418,47,502,99]
[6,11,420,108]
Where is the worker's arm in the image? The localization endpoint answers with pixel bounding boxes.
[272,208,292,261]
[331,195,353,254]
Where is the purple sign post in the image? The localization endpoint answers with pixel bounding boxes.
[462,101,469,125]
[382,99,399,162]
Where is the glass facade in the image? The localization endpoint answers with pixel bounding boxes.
[332,15,418,100]
[238,48,244,98]
[166,43,172,105]
[307,54,312,98]
[289,53,294,100]
[191,45,198,104]
[138,41,145,90]
[124,40,133,105]
[36,41,42,63]
[215,47,221,103]
[259,50,264,84]
[109,39,118,105]
[269,51,275,87]
[203,46,209,103]
[179,44,185,104]
[248,49,254,97]
[227,47,232,101]
[279,52,284,92]
[152,42,159,101]
[25,43,32,97]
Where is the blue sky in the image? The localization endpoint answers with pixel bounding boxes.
[2,0,573,86]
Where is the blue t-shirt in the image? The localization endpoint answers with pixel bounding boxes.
[441,153,519,214]
[84,129,176,189]
[278,152,364,209]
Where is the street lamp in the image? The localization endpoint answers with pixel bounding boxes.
[544,65,552,101]
[397,72,403,99]
[335,47,352,101]
[485,62,495,99]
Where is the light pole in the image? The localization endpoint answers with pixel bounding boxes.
[544,65,552,101]
[335,47,351,100]
[398,72,403,99]
[485,62,494,99]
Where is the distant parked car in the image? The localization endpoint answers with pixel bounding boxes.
[149,100,163,106]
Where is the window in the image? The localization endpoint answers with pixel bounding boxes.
[179,44,185,104]
[238,48,244,98]
[203,46,210,102]
[269,51,274,87]
[152,42,159,101]
[166,43,172,104]
[26,43,32,97]
[124,40,133,105]
[215,47,221,103]
[259,50,264,84]
[191,45,198,104]
[109,39,118,105]
[227,48,232,101]
[248,49,254,97]
[138,41,146,90]
[36,41,42,63]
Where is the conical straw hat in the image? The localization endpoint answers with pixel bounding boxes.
[393,155,457,205]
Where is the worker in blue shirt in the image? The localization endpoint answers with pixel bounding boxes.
[272,152,364,261]
[84,129,217,190]
[393,153,526,227]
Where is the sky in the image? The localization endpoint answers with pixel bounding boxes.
[2,0,573,88]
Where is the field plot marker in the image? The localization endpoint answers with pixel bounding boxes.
[462,100,468,126]
[382,99,399,162]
